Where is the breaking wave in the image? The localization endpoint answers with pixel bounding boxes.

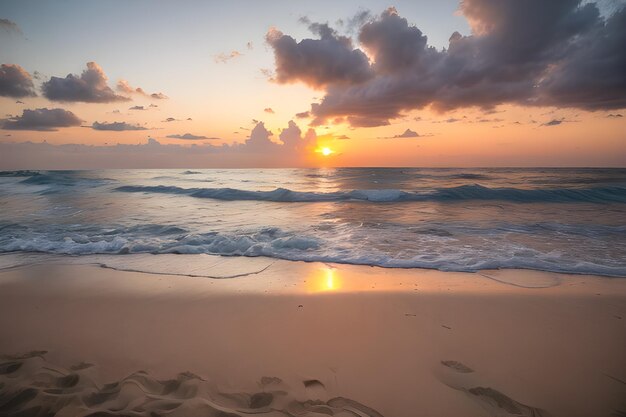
[2,222,625,276]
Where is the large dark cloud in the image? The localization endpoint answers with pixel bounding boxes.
[267,1,626,127]
[1,108,82,131]
[92,121,147,131]
[537,5,626,110]
[0,64,36,98]
[42,62,130,103]
[266,23,372,89]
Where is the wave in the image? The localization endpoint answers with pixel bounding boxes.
[448,173,492,180]
[2,223,625,276]
[8,172,114,193]
[115,184,626,203]
[0,170,42,177]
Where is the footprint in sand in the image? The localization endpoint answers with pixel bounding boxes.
[437,359,549,417]
[0,351,386,417]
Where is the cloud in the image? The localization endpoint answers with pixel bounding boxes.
[265,24,372,89]
[0,64,37,98]
[42,62,130,103]
[117,79,168,100]
[332,10,371,33]
[1,108,82,131]
[92,121,148,131]
[335,134,350,139]
[394,128,419,138]
[268,2,626,127]
[296,111,310,119]
[260,68,275,80]
[264,107,275,114]
[237,121,317,155]
[116,79,140,94]
[476,117,504,123]
[166,133,216,140]
[242,122,276,150]
[278,120,317,151]
[379,128,428,139]
[215,50,243,63]
[0,18,21,34]
[1,120,325,168]
[542,119,563,126]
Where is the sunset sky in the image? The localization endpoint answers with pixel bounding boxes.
[1,0,625,168]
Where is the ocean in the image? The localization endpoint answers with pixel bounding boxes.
[1,168,625,276]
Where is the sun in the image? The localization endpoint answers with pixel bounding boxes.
[316,147,334,156]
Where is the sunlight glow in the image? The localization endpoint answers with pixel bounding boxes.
[316,147,334,156]
[307,267,342,292]
[326,268,335,290]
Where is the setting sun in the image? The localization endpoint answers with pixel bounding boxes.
[316,147,333,156]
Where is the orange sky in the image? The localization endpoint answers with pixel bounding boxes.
[1,0,625,168]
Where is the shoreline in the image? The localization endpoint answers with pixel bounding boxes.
[1,255,625,416]
[2,251,626,280]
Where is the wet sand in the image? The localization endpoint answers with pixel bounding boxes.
[1,254,625,416]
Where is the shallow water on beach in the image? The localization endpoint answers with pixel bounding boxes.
[1,168,625,276]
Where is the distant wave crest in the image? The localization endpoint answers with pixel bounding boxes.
[115,184,626,203]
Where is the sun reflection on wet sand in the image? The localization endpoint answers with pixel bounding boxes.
[304,264,413,293]
[307,266,343,293]
[302,263,475,294]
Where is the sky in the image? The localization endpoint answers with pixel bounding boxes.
[0,0,625,168]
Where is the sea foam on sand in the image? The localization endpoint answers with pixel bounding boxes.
[0,253,625,417]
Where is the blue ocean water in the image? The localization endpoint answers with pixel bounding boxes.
[1,168,625,276]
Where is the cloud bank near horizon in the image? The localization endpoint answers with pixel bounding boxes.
[0,120,321,169]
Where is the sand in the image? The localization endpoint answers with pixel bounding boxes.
[0,253,625,417]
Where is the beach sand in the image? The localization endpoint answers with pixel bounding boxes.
[1,254,625,416]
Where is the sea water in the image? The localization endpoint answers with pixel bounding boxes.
[1,168,625,276]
